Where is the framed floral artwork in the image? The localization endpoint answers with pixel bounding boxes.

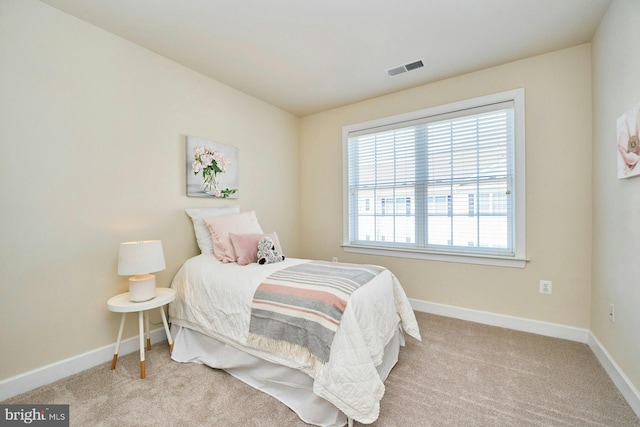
[617,102,640,179]
[186,136,239,198]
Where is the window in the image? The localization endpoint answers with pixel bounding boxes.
[342,89,526,267]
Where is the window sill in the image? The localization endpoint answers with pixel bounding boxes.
[342,244,528,268]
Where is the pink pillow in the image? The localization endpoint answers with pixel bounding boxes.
[203,211,263,262]
[230,232,282,265]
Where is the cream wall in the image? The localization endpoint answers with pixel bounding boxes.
[591,0,640,393]
[300,45,592,328]
[0,0,300,379]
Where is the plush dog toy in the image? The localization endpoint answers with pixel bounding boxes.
[257,236,285,264]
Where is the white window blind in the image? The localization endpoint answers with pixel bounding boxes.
[344,90,525,264]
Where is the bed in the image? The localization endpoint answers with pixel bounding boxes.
[167,208,421,426]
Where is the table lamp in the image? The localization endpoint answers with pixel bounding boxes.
[118,240,166,302]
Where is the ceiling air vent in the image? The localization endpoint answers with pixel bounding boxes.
[386,60,424,77]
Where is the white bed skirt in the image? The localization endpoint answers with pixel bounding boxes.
[170,324,404,427]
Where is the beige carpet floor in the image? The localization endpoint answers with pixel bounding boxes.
[4,312,639,426]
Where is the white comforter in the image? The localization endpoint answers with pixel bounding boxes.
[169,255,421,423]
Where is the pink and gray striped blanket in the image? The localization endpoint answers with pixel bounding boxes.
[248,261,385,363]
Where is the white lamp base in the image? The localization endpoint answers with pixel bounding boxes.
[129,274,157,302]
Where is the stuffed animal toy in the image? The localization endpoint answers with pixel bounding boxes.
[257,236,285,264]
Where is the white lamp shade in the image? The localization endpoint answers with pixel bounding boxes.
[118,240,166,275]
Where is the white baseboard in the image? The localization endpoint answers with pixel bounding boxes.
[588,332,640,419]
[0,327,167,402]
[410,298,640,419]
[410,298,590,343]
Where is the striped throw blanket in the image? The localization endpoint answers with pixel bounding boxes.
[248,261,385,364]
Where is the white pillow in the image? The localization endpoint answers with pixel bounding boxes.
[186,206,240,254]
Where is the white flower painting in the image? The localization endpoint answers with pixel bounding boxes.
[186,136,239,198]
[617,102,640,179]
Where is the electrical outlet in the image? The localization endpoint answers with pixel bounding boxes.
[609,304,615,322]
[539,280,552,294]
[332,257,338,262]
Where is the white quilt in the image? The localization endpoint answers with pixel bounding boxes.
[168,255,421,423]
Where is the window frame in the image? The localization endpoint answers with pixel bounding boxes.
[341,89,527,268]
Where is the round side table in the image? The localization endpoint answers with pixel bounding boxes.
[107,287,176,379]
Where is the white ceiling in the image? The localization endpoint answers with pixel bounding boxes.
[39,0,612,117]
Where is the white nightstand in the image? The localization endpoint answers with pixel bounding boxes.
[107,287,176,379]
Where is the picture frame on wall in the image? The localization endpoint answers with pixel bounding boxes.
[186,135,239,198]
[616,102,640,179]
